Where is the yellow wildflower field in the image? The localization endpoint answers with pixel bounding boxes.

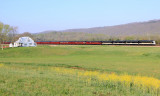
[51,67,160,94]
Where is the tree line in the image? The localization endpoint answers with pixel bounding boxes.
[33,31,160,45]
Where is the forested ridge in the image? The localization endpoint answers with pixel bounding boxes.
[33,19,160,44]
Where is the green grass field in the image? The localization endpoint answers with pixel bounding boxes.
[0,45,160,96]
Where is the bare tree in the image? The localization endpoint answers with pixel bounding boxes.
[16,32,33,40]
[0,22,12,50]
[0,22,3,50]
[10,26,18,44]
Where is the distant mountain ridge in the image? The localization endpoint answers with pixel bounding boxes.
[34,19,160,42]
[60,19,160,36]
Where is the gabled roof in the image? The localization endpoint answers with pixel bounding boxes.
[16,37,34,43]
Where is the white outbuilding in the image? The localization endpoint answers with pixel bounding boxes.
[13,37,37,47]
[9,43,13,47]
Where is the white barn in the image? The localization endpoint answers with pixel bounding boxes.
[13,37,37,47]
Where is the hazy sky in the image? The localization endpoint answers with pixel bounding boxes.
[0,0,160,33]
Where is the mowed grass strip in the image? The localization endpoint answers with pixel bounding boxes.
[0,45,160,78]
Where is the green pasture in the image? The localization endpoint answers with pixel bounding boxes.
[0,45,160,96]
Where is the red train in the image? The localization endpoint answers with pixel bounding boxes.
[36,40,156,45]
[36,41,102,45]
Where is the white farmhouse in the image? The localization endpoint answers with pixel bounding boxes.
[13,37,37,47]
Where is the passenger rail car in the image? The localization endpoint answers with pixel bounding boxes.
[2,42,11,44]
[102,40,156,45]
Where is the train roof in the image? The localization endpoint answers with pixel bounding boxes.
[36,40,155,42]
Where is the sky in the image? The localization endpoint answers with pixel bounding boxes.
[0,0,160,33]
